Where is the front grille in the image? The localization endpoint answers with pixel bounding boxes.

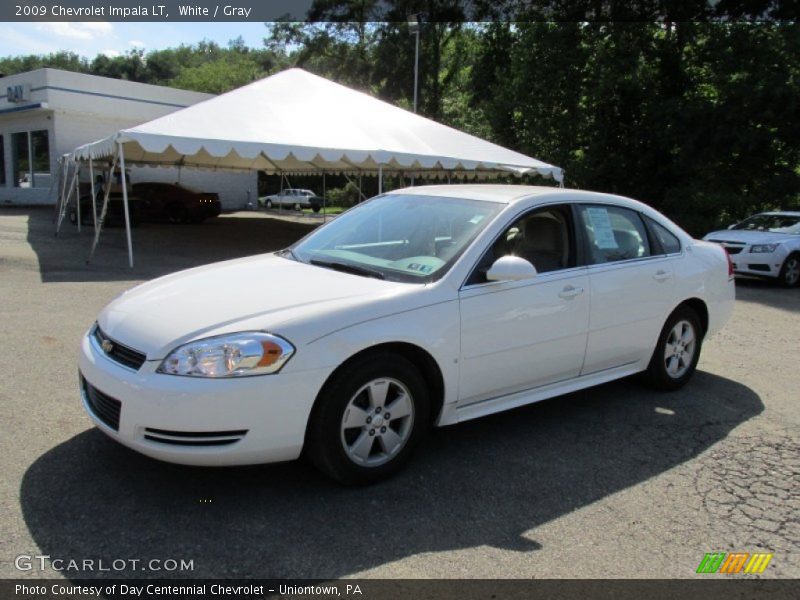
[82,376,121,431]
[708,239,745,255]
[143,427,248,447]
[93,326,146,370]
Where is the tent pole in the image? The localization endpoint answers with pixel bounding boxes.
[75,164,81,233]
[343,173,367,202]
[322,171,326,224]
[89,158,97,233]
[52,156,65,224]
[378,166,383,194]
[56,162,79,237]
[88,155,118,264]
[118,142,134,268]
[54,157,67,228]
[278,171,283,213]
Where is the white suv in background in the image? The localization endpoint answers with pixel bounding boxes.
[703,211,800,287]
[259,189,322,212]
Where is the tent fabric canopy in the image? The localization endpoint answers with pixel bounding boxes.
[72,68,563,182]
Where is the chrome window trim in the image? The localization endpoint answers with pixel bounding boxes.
[460,265,589,295]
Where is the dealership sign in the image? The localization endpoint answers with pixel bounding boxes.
[6,84,30,103]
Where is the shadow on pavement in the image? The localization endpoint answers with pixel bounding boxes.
[8,207,316,283]
[20,372,762,579]
[734,277,800,313]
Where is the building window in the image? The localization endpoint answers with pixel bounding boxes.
[12,129,50,188]
[0,135,5,186]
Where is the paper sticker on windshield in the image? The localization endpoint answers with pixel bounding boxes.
[469,214,486,224]
[407,263,433,273]
[585,207,618,249]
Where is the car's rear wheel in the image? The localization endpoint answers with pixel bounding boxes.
[293,202,302,211]
[779,253,800,288]
[166,203,188,224]
[644,306,703,391]
[306,353,430,485]
[265,199,273,209]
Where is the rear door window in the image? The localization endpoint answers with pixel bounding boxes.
[579,205,652,264]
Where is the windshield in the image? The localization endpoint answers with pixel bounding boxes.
[733,214,800,234]
[289,193,504,283]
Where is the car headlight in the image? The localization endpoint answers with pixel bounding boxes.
[750,243,779,253]
[157,332,295,378]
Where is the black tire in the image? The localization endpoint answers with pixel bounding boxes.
[306,353,430,485]
[778,253,800,288]
[643,306,703,391]
[293,203,302,211]
[68,208,77,225]
[166,203,188,224]
[265,199,273,209]
[312,206,321,213]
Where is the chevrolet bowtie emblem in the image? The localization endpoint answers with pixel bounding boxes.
[101,339,114,353]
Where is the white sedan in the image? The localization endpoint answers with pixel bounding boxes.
[259,188,322,212]
[703,211,800,287]
[79,185,735,484]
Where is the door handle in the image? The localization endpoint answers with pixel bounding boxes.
[558,285,585,299]
[653,270,672,282]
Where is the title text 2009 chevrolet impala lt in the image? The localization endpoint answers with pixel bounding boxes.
[79,185,735,484]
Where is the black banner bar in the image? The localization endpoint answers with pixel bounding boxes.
[1,1,795,23]
[3,1,314,22]
[1,579,799,600]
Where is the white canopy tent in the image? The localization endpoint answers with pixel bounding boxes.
[68,68,564,267]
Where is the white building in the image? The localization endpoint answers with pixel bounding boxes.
[0,68,257,208]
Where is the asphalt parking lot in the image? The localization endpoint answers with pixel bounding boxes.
[0,208,798,580]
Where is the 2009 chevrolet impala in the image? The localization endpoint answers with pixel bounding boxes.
[79,185,735,484]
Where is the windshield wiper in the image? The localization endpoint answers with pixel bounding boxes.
[277,248,298,261]
[310,259,386,280]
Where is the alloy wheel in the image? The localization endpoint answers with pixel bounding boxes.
[783,257,799,286]
[663,319,697,379]
[340,378,415,467]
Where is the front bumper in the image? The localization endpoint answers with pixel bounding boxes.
[729,251,785,279]
[78,331,331,466]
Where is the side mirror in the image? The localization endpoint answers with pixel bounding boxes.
[486,255,538,282]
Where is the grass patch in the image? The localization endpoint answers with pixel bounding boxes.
[302,206,346,215]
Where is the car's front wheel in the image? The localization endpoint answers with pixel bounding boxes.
[779,253,800,288]
[644,306,703,391]
[306,353,430,485]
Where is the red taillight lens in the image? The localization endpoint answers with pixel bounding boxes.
[726,250,734,279]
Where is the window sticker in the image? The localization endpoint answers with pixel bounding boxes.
[586,207,618,249]
[407,263,433,273]
[469,214,486,225]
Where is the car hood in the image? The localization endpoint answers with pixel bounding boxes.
[97,254,415,359]
[703,230,798,244]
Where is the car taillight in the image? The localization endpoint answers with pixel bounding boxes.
[726,250,734,279]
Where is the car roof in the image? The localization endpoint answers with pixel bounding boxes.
[385,184,648,210]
